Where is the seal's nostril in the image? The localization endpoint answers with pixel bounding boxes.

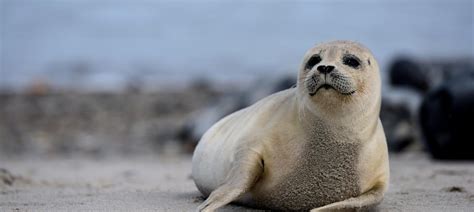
[317,65,335,74]
[326,65,335,72]
[317,65,325,72]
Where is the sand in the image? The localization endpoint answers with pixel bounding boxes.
[1,152,473,212]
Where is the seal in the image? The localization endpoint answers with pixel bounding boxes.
[192,40,389,211]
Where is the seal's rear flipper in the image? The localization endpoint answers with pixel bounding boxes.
[310,182,387,212]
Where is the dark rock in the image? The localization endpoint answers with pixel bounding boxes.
[389,57,429,92]
[0,168,15,186]
[420,73,474,159]
[389,57,474,93]
[381,88,422,152]
[444,186,465,193]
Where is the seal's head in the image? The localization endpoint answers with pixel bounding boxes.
[297,40,381,117]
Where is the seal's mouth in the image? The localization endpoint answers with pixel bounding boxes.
[309,84,333,96]
[318,84,334,91]
[309,84,355,96]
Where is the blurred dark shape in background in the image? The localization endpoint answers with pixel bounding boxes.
[380,90,421,153]
[420,72,474,159]
[389,57,474,93]
[388,57,474,159]
[389,58,428,91]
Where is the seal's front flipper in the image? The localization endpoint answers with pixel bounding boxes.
[198,149,263,212]
[310,182,387,212]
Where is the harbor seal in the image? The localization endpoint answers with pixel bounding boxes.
[192,40,389,211]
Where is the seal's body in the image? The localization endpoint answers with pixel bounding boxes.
[192,41,389,211]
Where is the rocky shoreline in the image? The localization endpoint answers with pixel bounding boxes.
[0,85,221,157]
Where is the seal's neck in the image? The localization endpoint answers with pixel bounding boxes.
[296,98,380,141]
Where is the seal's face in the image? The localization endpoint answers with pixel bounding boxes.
[297,41,381,115]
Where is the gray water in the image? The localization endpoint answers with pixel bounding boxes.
[1,0,473,91]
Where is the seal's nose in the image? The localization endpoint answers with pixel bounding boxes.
[317,65,335,74]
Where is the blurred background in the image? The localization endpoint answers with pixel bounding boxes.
[1,0,473,159]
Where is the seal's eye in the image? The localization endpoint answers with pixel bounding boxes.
[305,55,322,70]
[343,55,361,68]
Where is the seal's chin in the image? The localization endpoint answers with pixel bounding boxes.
[309,84,356,96]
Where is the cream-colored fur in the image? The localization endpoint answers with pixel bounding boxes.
[192,40,389,211]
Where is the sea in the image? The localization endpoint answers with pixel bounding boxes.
[1,0,472,91]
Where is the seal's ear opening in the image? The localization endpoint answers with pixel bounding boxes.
[305,55,322,70]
